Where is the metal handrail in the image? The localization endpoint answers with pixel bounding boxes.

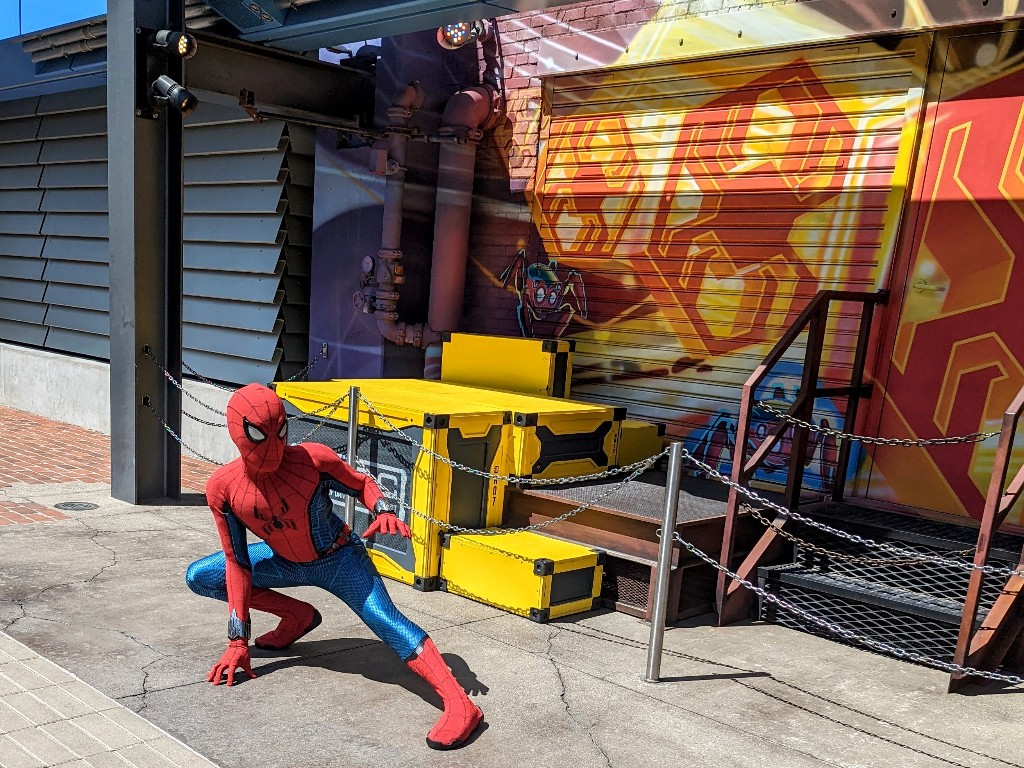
[949,382,1024,691]
[715,289,887,625]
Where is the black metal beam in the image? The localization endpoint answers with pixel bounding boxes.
[185,33,375,130]
[108,0,184,503]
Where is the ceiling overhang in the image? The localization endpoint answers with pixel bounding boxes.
[204,0,553,51]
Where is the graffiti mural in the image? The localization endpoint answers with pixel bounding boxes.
[862,31,1024,525]
[488,40,922,494]
[498,248,588,337]
[690,362,854,491]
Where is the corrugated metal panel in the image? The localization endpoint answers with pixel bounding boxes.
[0,85,314,385]
[529,43,919,447]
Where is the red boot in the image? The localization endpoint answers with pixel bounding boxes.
[406,638,483,750]
[250,589,322,650]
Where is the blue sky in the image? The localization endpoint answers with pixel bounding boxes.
[1,0,106,40]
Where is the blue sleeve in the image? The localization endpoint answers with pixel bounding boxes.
[220,507,252,571]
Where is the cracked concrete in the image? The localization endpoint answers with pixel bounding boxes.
[2,482,1024,768]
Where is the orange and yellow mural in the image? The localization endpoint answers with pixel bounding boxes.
[864,31,1024,525]
[472,40,924,493]
[466,8,1024,522]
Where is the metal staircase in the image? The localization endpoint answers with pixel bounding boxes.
[758,502,1024,662]
[713,288,1024,691]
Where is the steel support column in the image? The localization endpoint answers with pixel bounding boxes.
[108,0,184,502]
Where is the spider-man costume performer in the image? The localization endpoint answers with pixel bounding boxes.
[185,383,483,750]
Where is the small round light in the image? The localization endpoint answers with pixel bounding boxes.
[153,29,199,59]
[437,20,489,50]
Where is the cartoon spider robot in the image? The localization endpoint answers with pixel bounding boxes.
[499,248,588,337]
[185,383,482,750]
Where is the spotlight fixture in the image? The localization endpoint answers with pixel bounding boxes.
[150,29,199,59]
[437,20,490,50]
[151,75,199,116]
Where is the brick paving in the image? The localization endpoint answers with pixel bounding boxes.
[0,406,218,523]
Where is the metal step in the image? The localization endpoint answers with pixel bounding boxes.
[786,503,1023,610]
[758,563,964,661]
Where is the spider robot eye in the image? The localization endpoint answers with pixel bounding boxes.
[243,419,267,443]
[277,421,287,439]
[535,285,546,303]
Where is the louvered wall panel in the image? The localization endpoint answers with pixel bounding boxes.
[531,42,920,454]
[0,93,45,346]
[0,86,314,385]
[279,123,314,379]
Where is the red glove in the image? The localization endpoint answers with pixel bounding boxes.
[364,512,411,539]
[207,640,256,686]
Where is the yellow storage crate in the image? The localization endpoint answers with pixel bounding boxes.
[441,332,574,398]
[275,380,512,591]
[453,385,624,481]
[617,419,666,466]
[323,379,623,481]
[439,530,604,622]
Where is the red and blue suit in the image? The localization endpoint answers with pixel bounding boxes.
[185,383,483,750]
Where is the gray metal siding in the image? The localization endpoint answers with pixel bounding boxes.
[0,85,314,385]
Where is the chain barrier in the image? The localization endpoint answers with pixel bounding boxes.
[681,447,1024,580]
[756,400,1000,446]
[668,530,1024,685]
[143,349,345,427]
[144,401,226,466]
[375,453,661,536]
[357,392,668,486]
[742,504,975,567]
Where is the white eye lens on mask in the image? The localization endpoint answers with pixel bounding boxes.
[278,421,287,439]
[244,420,267,443]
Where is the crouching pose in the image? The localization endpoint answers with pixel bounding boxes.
[185,383,483,750]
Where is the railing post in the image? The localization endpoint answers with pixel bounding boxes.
[784,305,827,512]
[646,442,684,683]
[950,384,1024,691]
[345,385,360,528]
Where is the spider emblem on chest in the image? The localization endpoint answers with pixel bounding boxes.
[252,498,298,538]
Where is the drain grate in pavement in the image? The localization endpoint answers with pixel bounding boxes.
[54,501,99,511]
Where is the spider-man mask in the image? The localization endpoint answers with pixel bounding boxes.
[226,383,288,475]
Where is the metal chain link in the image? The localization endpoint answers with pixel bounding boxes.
[670,530,1024,686]
[756,400,1000,446]
[743,504,975,567]
[144,349,346,427]
[182,411,225,428]
[374,454,659,536]
[357,392,668,486]
[144,401,225,466]
[143,348,225,415]
[681,448,1024,580]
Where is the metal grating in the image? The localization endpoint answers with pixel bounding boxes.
[760,570,961,662]
[0,86,314,385]
[530,478,729,524]
[601,555,650,610]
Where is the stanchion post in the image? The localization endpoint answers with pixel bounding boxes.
[345,386,360,528]
[645,441,684,683]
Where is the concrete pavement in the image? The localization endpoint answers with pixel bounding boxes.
[1,406,1024,768]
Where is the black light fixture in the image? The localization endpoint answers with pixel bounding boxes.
[437,20,490,50]
[151,29,199,59]
[151,75,199,116]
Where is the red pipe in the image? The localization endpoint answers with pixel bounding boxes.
[375,84,501,354]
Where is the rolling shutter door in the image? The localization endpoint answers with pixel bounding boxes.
[535,40,922,445]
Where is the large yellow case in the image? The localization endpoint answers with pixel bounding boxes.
[457,385,624,481]
[275,380,512,591]
[439,531,604,622]
[617,419,666,465]
[319,379,623,481]
[441,332,575,398]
